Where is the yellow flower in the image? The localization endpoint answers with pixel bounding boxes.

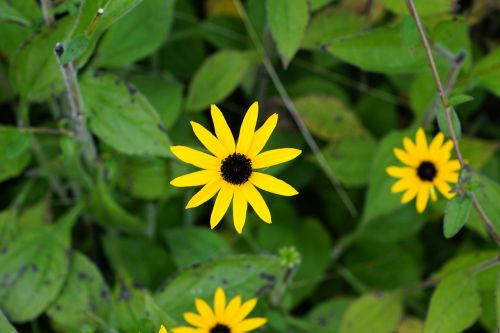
[170,102,301,233]
[159,325,168,333]
[173,287,267,333]
[386,128,460,213]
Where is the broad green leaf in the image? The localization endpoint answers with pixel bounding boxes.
[424,272,481,333]
[17,198,49,229]
[0,127,31,182]
[186,50,253,111]
[470,47,500,97]
[307,298,353,333]
[286,76,349,103]
[382,0,452,16]
[267,0,309,66]
[4,0,40,21]
[448,94,474,107]
[0,206,80,322]
[86,178,144,235]
[59,35,89,65]
[323,136,376,186]
[0,2,30,25]
[340,292,403,333]
[9,16,73,101]
[443,195,472,238]
[102,234,174,289]
[165,227,232,269]
[154,255,284,321]
[294,95,366,142]
[80,73,171,157]
[302,6,367,49]
[309,0,333,11]
[0,23,31,60]
[0,311,18,333]
[470,174,500,233]
[96,0,175,67]
[47,252,111,332]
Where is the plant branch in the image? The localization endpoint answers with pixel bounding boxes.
[406,0,500,246]
[233,0,358,217]
[40,0,54,27]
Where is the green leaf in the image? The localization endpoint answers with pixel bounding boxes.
[448,94,474,107]
[267,0,309,66]
[0,127,31,182]
[423,272,481,333]
[9,16,73,101]
[0,311,18,333]
[382,0,453,16]
[470,46,500,97]
[322,136,376,186]
[59,35,89,65]
[0,205,80,322]
[186,50,253,111]
[340,292,403,333]
[154,255,284,321]
[470,174,500,234]
[443,194,472,239]
[96,0,175,67]
[294,95,366,142]
[302,7,367,49]
[496,274,500,330]
[309,0,333,11]
[80,73,171,157]
[307,298,353,333]
[0,2,30,25]
[436,106,461,140]
[165,227,232,270]
[46,252,111,332]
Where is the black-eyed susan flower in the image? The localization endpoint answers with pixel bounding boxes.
[170,102,301,233]
[386,128,460,213]
[172,287,266,333]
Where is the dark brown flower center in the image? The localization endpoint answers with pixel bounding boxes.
[210,324,231,333]
[220,153,252,185]
[417,161,437,181]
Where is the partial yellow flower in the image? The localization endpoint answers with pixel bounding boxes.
[170,102,301,233]
[173,287,267,333]
[386,128,460,213]
[159,325,168,333]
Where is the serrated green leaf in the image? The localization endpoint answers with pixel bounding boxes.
[340,292,403,333]
[267,0,309,66]
[80,73,171,157]
[443,195,472,238]
[436,106,461,140]
[424,272,481,333]
[186,50,253,111]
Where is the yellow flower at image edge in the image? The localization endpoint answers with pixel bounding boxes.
[170,102,301,233]
[173,287,266,333]
[386,128,460,213]
[160,325,168,333]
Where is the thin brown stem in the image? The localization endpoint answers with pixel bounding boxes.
[406,0,500,245]
[40,0,54,27]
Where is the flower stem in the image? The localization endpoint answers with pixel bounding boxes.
[406,0,500,246]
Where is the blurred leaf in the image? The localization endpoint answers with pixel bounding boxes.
[447,94,474,107]
[59,35,89,65]
[310,0,333,11]
[0,127,31,182]
[423,272,480,333]
[102,234,174,289]
[471,174,500,233]
[294,95,366,142]
[307,297,353,333]
[302,6,367,49]
[267,0,309,66]
[382,0,452,16]
[9,16,73,101]
[496,276,500,330]
[287,76,349,102]
[96,0,175,67]
[47,252,111,332]
[470,48,500,97]
[155,255,284,320]
[2,0,39,21]
[0,2,30,25]
[200,16,247,49]
[0,23,31,60]
[18,198,49,229]
[81,73,171,157]
[340,292,403,333]
[165,227,232,269]
[397,317,424,333]
[186,50,253,111]
[0,310,18,333]
[443,195,472,239]
[0,206,80,322]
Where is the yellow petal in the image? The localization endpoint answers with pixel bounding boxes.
[439,171,459,183]
[183,312,208,328]
[214,288,226,322]
[386,166,415,178]
[230,298,257,325]
[170,170,219,187]
[403,137,419,159]
[159,325,168,333]
[210,183,234,229]
[235,317,267,331]
[236,101,259,155]
[441,160,460,172]
[244,183,271,223]
[250,172,298,196]
[191,121,229,159]
[233,187,248,234]
[415,128,429,159]
[195,298,216,326]
[393,148,418,167]
[211,104,236,153]
[430,185,437,201]
[401,186,418,204]
[436,140,454,164]
[247,113,278,158]
[391,178,412,193]
[170,146,220,170]
[252,148,302,169]
[416,183,429,213]
[186,179,223,208]
[223,296,242,325]
[428,132,444,157]
[435,178,454,199]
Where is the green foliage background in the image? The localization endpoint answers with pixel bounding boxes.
[0,0,500,332]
